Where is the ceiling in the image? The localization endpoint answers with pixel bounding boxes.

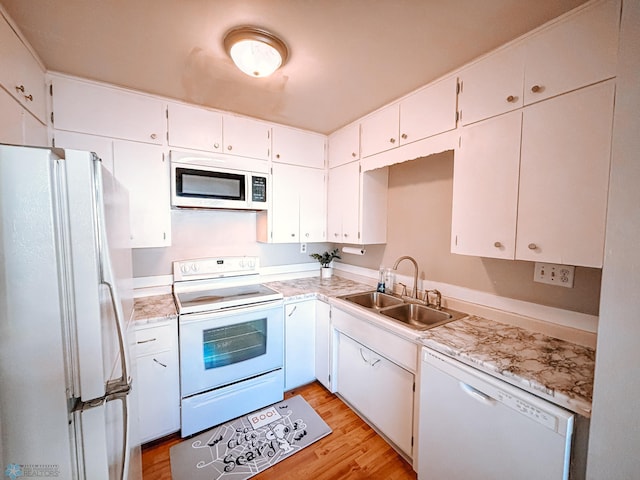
[1,0,587,134]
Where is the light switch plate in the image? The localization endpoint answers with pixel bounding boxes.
[534,262,575,288]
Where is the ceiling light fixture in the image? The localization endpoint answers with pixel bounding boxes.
[223,26,289,78]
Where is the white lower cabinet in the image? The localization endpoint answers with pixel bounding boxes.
[337,332,414,457]
[314,300,333,391]
[284,300,316,390]
[134,320,180,443]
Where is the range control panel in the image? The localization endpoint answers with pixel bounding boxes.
[173,256,260,282]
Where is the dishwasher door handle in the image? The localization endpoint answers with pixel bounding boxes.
[459,382,497,406]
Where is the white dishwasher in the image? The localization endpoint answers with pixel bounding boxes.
[418,348,575,480]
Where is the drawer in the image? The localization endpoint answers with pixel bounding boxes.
[134,323,175,356]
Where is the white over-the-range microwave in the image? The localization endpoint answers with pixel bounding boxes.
[170,151,269,210]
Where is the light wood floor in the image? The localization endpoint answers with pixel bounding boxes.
[142,381,417,479]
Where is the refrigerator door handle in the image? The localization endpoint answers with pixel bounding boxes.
[93,161,131,391]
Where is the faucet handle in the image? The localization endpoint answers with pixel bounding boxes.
[425,289,442,309]
[398,282,407,297]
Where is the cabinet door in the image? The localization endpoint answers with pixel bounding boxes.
[327,161,360,243]
[272,125,326,168]
[136,349,181,442]
[270,163,301,243]
[167,102,223,153]
[299,167,326,242]
[0,88,24,144]
[400,76,458,144]
[523,0,619,105]
[328,123,360,168]
[337,333,414,456]
[113,140,171,248]
[451,111,521,259]
[51,76,165,145]
[516,81,614,267]
[284,301,316,390]
[360,104,400,157]
[22,111,47,147]
[458,44,525,126]
[0,14,47,123]
[314,301,331,391]
[54,130,115,173]
[223,114,271,160]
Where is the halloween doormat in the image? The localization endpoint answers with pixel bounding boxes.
[170,395,332,480]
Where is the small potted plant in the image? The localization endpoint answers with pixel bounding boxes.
[310,248,341,279]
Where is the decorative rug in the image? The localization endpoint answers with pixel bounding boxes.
[170,395,332,480]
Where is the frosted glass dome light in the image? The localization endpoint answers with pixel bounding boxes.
[224,27,289,78]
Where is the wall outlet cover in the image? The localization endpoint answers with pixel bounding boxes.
[534,262,575,288]
[300,243,307,254]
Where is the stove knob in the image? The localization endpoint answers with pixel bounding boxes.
[180,264,189,274]
[239,259,245,268]
[191,263,199,272]
[248,258,256,268]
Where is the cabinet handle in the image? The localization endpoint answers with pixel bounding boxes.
[389,137,396,144]
[276,154,281,159]
[528,243,538,250]
[227,145,233,151]
[494,241,502,248]
[506,95,516,103]
[401,133,408,140]
[150,133,157,140]
[214,142,220,149]
[370,358,381,367]
[334,233,340,237]
[287,305,297,317]
[137,338,157,344]
[24,94,33,102]
[351,152,357,157]
[531,85,542,93]
[305,233,310,237]
[291,233,295,237]
[343,233,348,238]
[15,85,25,93]
[153,358,167,368]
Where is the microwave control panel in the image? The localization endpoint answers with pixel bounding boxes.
[251,176,267,202]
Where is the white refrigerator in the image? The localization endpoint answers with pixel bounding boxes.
[0,145,141,479]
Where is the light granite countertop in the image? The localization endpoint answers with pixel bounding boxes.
[132,275,594,417]
[421,315,595,417]
[133,294,177,325]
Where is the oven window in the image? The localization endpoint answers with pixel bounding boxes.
[176,167,245,200]
[202,318,267,369]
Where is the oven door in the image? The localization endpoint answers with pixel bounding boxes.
[178,301,284,397]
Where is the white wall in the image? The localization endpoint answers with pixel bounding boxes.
[587,1,640,477]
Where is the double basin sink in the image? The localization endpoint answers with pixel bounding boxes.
[338,291,467,331]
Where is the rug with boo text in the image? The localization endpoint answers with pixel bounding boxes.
[170,395,332,479]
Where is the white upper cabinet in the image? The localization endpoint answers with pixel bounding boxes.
[523,0,620,105]
[361,74,458,158]
[452,81,615,268]
[222,114,271,160]
[112,140,171,248]
[54,130,115,173]
[259,163,325,244]
[272,125,326,169]
[399,76,459,144]
[51,75,165,145]
[458,45,525,126]
[327,161,388,245]
[360,104,400,158]
[0,87,24,145]
[451,111,522,259]
[167,102,223,153]
[328,123,360,168]
[515,81,614,267]
[0,13,46,123]
[458,0,620,126]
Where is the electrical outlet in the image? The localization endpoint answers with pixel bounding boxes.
[300,243,307,254]
[534,262,575,288]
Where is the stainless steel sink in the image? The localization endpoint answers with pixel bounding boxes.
[338,290,467,331]
[341,291,404,310]
[380,303,464,330]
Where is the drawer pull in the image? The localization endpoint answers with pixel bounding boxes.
[153,358,167,368]
[137,338,157,344]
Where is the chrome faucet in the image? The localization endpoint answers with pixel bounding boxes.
[392,256,419,299]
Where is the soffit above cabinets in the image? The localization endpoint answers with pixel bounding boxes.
[1,0,588,134]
